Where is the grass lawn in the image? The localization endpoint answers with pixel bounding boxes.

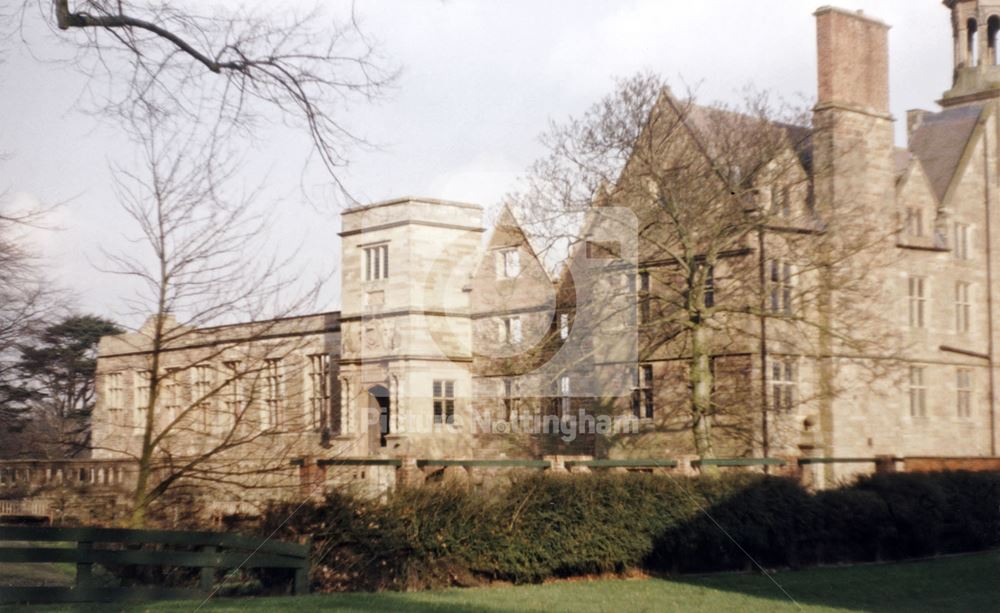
[0,541,75,588]
[6,550,999,612]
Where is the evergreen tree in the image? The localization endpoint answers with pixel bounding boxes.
[12,315,123,457]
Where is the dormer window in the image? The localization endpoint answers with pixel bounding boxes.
[364,244,389,281]
[496,248,520,278]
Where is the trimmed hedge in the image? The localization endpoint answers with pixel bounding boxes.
[258,470,1000,591]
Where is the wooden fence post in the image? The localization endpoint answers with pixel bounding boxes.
[293,537,311,595]
[293,567,308,595]
[75,540,92,588]
[199,545,217,590]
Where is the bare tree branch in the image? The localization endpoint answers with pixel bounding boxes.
[21,0,398,198]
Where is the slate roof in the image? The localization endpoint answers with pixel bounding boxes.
[908,105,983,203]
[683,103,814,179]
[504,94,820,282]
[893,148,912,180]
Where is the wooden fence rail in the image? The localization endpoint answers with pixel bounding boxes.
[0,525,309,604]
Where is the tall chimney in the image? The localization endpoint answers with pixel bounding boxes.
[811,5,894,221]
[815,6,890,116]
[810,6,896,472]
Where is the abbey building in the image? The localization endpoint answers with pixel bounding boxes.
[91,2,1000,493]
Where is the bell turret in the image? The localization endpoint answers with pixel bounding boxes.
[941,0,1000,105]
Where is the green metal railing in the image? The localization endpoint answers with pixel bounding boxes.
[692,458,787,468]
[564,459,678,469]
[798,457,883,465]
[415,459,551,469]
[316,458,403,467]
[299,455,911,472]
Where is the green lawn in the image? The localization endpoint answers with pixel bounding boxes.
[0,541,75,588]
[7,550,1000,612]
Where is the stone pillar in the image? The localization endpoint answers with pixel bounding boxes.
[777,456,803,480]
[959,24,968,68]
[544,455,567,472]
[390,373,402,433]
[875,454,897,474]
[980,16,990,67]
[397,457,424,487]
[676,455,700,476]
[339,377,351,434]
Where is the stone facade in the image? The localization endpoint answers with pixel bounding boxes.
[86,2,1000,501]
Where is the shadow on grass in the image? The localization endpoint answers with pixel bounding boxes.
[670,550,1000,613]
[6,554,1000,613]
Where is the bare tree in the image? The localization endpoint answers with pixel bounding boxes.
[93,118,330,527]
[17,0,396,195]
[507,74,901,460]
[0,186,59,448]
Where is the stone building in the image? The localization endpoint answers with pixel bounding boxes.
[88,1,1000,497]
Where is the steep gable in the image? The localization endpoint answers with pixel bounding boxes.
[895,157,939,246]
[908,105,984,204]
[470,206,555,315]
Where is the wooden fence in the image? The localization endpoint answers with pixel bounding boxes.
[0,525,309,604]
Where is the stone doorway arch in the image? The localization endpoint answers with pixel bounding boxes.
[367,385,390,451]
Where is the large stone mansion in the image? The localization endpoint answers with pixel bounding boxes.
[89,1,1000,493]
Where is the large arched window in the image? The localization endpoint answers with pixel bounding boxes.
[969,18,980,66]
[989,16,1000,65]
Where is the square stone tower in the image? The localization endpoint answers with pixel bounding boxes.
[337,197,484,456]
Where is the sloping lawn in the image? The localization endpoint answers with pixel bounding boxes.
[7,550,999,612]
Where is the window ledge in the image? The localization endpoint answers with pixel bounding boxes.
[896,239,948,252]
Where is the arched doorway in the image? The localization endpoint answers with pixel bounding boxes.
[367,385,390,451]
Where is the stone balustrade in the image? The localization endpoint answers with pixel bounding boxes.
[0,459,135,493]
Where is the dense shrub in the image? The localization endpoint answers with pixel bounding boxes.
[912,471,1000,552]
[481,473,695,581]
[257,470,1000,592]
[654,474,814,572]
[851,472,948,558]
[811,488,891,563]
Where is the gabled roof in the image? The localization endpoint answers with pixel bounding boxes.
[908,105,984,203]
[483,204,556,283]
[681,99,814,179]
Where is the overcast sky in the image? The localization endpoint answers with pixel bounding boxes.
[0,1,953,327]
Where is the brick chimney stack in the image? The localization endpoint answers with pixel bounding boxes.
[811,5,894,220]
[810,7,896,474]
[815,6,890,116]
